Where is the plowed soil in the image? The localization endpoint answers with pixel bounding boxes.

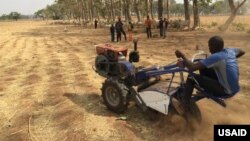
[0,20,249,141]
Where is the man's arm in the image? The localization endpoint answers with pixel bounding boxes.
[236,49,245,58]
[175,50,205,71]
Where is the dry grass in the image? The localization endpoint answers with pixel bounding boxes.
[168,15,250,31]
[0,19,249,141]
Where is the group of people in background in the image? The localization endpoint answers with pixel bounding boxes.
[145,15,169,39]
[110,17,131,42]
[94,16,169,42]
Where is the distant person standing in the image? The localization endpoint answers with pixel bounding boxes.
[115,19,122,42]
[144,15,152,38]
[163,18,169,38]
[115,17,127,41]
[158,17,164,37]
[94,19,98,29]
[110,24,115,42]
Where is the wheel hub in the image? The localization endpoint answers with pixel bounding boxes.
[105,86,120,107]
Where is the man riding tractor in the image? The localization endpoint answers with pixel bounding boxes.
[175,36,245,116]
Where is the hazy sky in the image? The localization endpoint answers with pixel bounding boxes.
[0,0,186,15]
[0,0,54,15]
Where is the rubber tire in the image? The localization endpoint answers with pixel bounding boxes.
[102,78,129,114]
[171,94,202,123]
[186,100,202,123]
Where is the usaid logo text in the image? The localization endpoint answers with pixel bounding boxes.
[214,125,250,141]
[218,129,247,136]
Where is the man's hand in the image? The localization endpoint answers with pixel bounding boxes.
[174,50,205,71]
[175,50,185,58]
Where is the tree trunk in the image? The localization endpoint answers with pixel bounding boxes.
[193,0,199,29]
[158,0,163,19]
[219,0,247,31]
[149,0,154,20]
[87,0,93,22]
[134,0,141,22]
[122,0,131,22]
[145,0,149,17]
[110,0,115,22]
[127,0,132,21]
[184,0,190,29]
[83,0,88,21]
[166,0,169,19]
[119,0,122,17]
[105,0,111,22]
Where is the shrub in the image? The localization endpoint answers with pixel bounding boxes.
[211,21,218,27]
[171,19,182,29]
[232,22,245,31]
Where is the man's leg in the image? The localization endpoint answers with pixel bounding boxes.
[146,28,149,38]
[111,33,114,42]
[116,32,119,42]
[149,28,152,38]
[160,28,163,37]
[182,76,196,105]
[192,74,226,96]
[182,74,226,105]
[122,30,127,40]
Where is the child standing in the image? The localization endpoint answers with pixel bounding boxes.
[110,24,115,42]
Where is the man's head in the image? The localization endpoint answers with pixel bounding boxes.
[208,36,224,54]
[147,15,150,19]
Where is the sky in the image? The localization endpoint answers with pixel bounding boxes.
[0,0,55,15]
[0,0,216,16]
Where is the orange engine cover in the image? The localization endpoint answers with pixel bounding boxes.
[95,44,128,61]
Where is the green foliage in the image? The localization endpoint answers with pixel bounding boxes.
[0,12,21,21]
[34,9,45,19]
[232,22,246,31]
[46,4,63,20]
[9,12,21,20]
[171,19,182,29]
[210,0,230,14]
[0,14,9,20]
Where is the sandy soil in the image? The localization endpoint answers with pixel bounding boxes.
[0,20,249,141]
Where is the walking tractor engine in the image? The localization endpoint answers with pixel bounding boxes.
[95,40,139,79]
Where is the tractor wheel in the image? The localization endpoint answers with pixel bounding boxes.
[102,78,129,114]
[187,100,202,123]
[171,93,202,123]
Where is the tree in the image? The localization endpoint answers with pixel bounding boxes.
[9,12,21,21]
[134,0,141,22]
[219,0,247,31]
[193,0,199,29]
[123,0,132,22]
[145,0,149,17]
[149,0,154,20]
[34,9,46,20]
[158,0,163,19]
[0,14,9,20]
[110,0,115,22]
[166,0,169,19]
[183,0,190,29]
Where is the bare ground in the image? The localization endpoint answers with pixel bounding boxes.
[0,21,249,141]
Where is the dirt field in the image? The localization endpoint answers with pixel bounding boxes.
[0,20,249,141]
